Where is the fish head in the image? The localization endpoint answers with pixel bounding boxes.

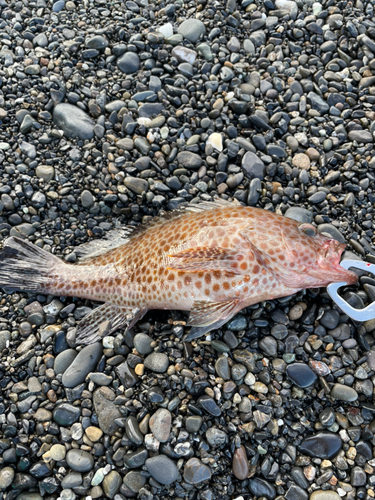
[247,214,358,289]
[279,220,358,288]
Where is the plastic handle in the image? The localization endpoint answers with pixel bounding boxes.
[327,260,375,322]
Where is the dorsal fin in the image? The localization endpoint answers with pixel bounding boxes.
[75,197,242,261]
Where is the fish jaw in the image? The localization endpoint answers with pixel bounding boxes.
[307,265,359,288]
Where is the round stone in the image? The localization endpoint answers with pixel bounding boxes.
[49,444,66,461]
[145,455,179,485]
[85,426,103,442]
[117,52,140,74]
[53,403,81,426]
[102,470,122,498]
[206,427,227,447]
[133,333,154,355]
[292,153,311,170]
[66,449,94,472]
[177,19,206,43]
[176,151,203,169]
[144,352,169,373]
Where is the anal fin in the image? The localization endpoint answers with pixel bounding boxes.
[185,299,239,341]
[76,303,147,345]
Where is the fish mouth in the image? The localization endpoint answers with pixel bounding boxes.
[309,240,359,287]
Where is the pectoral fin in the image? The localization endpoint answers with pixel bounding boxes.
[185,299,239,341]
[76,303,147,345]
[167,247,245,274]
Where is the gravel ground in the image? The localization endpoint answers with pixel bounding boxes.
[1,0,375,499]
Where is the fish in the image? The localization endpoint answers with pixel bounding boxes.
[0,199,358,345]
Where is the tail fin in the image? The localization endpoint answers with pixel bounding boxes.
[0,236,61,293]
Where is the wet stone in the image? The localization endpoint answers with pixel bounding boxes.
[299,432,342,459]
[215,354,231,380]
[53,403,80,426]
[233,445,249,480]
[145,455,179,485]
[286,363,317,388]
[124,448,148,469]
[249,477,276,499]
[125,416,144,445]
[184,457,212,484]
[124,471,146,493]
[198,395,221,416]
[102,470,122,499]
[206,427,227,447]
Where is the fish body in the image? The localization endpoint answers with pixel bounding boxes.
[0,200,358,344]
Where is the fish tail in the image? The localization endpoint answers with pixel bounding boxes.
[0,236,63,293]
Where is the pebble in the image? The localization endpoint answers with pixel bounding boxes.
[53,104,95,140]
[299,432,342,460]
[330,383,358,402]
[184,457,212,484]
[144,352,169,373]
[145,455,179,485]
[62,343,102,387]
[286,363,317,388]
[0,0,374,497]
[232,445,249,480]
[149,408,171,442]
[66,449,95,472]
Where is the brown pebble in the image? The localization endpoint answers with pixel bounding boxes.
[232,445,249,480]
[292,153,311,170]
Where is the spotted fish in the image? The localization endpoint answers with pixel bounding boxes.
[0,200,358,344]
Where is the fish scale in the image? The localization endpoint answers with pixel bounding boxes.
[0,200,358,344]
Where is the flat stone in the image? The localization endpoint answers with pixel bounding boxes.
[124,448,148,469]
[184,457,211,484]
[149,408,171,442]
[286,363,317,388]
[93,388,122,435]
[330,383,358,402]
[177,19,206,43]
[54,349,77,375]
[233,445,249,480]
[171,46,197,64]
[102,470,122,499]
[53,103,95,140]
[309,492,341,500]
[0,466,15,489]
[186,416,203,433]
[299,432,342,459]
[145,455,179,485]
[117,52,140,73]
[249,478,276,499]
[198,395,221,416]
[177,151,203,169]
[241,151,266,180]
[66,449,94,472]
[62,343,102,388]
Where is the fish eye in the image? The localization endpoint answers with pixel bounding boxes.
[299,223,317,237]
